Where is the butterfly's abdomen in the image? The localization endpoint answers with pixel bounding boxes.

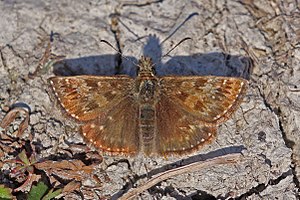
[138,79,158,155]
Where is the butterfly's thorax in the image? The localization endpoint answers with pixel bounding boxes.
[135,56,159,155]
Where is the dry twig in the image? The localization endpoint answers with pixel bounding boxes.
[119,153,241,200]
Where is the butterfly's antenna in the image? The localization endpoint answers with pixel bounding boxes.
[100,39,121,54]
[162,37,192,58]
[100,40,138,66]
[113,17,148,59]
[116,18,142,44]
[160,12,198,45]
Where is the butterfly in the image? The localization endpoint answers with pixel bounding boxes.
[49,56,247,156]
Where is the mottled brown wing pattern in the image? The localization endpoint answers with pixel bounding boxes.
[49,75,139,155]
[49,76,133,121]
[155,76,247,155]
[81,96,139,155]
[49,56,248,156]
[159,76,248,124]
[156,95,217,155]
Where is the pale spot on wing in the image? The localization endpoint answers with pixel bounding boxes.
[179,127,186,131]
[83,132,87,136]
[213,114,221,120]
[182,82,195,88]
[99,126,104,130]
[108,116,113,120]
[184,95,198,108]
[189,125,196,131]
[90,124,96,129]
[208,132,212,137]
[238,81,244,93]
[223,103,233,115]
[72,115,79,119]
[222,109,228,115]
[223,80,227,85]
[201,138,205,142]
[89,138,93,142]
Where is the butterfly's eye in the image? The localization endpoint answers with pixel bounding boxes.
[136,65,141,76]
[151,63,156,75]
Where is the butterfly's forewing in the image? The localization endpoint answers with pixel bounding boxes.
[159,76,248,124]
[156,95,217,155]
[49,76,133,121]
[49,75,140,155]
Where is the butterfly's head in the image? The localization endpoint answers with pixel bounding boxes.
[137,56,156,76]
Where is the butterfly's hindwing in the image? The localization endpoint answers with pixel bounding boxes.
[81,96,139,155]
[156,94,216,155]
